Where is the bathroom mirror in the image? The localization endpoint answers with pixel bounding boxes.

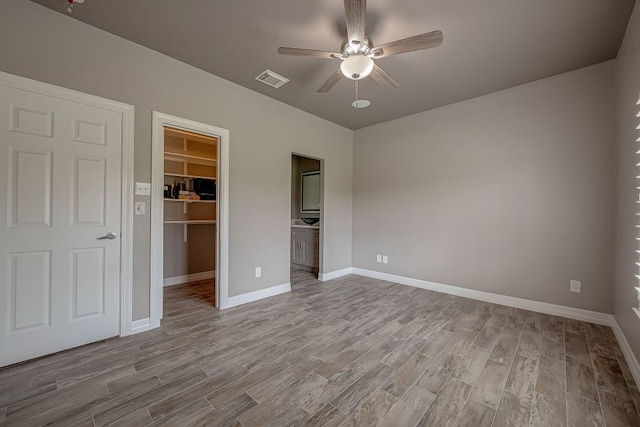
[301,171,320,213]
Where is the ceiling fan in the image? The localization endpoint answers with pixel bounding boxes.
[278,0,443,93]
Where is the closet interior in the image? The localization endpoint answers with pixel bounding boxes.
[162,127,217,306]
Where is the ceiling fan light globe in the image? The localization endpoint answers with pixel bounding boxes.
[340,55,374,80]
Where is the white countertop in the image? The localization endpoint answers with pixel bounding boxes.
[291,219,319,229]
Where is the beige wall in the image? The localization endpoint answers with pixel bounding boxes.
[615,2,640,359]
[353,61,616,313]
[163,225,216,279]
[0,1,353,319]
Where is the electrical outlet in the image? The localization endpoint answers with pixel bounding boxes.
[570,280,581,293]
[382,255,388,264]
[376,254,382,263]
[255,267,261,278]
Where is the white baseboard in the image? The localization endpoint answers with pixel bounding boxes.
[222,282,291,309]
[163,270,215,287]
[319,267,353,281]
[611,320,640,389]
[128,317,153,335]
[351,268,614,326]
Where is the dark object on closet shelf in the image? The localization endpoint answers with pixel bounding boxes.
[193,178,216,200]
[164,185,172,198]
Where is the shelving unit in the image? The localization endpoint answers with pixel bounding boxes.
[164,152,217,166]
[163,220,216,225]
[165,172,215,180]
[163,125,217,235]
[164,199,216,204]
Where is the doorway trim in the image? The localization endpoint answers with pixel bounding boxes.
[0,70,135,338]
[150,112,230,328]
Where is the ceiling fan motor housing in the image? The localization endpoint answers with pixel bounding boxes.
[340,55,375,80]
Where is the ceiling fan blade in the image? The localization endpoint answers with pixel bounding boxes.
[317,69,344,93]
[278,47,341,59]
[371,30,443,58]
[344,0,366,47]
[369,64,399,89]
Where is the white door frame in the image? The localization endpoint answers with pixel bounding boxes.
[0,71,135,337]
[150,111,230,326]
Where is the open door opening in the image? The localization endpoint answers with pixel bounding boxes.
[162,126,218,309]
[290,154,322,280]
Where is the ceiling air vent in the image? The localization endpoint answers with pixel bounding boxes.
[255,69,290,88]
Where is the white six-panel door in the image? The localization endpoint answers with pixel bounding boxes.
[0,84,123,367]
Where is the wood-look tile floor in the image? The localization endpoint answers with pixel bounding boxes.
[2,271,640,426]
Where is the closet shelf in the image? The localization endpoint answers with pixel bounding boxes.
[163,220,216,225]
[164,152,217,166]
[164,199,216,204]
[164,172,216,180]
[164,127,218,145]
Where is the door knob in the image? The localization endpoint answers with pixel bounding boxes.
[98,232,118,240]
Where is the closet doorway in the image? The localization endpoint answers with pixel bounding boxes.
[150,112,230,329]
[162,127,217,304]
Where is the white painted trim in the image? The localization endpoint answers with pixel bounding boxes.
[611,320,640,389]
[0,71,134,113]
[163,270,215,287]
[319,267,353,281]
[150,113,164,330]
[351,268,614,325]
[222,283,291,309]
[0,71,136,338]
[130,317,153,334]
[119,99,135,338]
[150,112,230,332]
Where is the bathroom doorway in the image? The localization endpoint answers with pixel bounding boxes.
[290,154,323,279]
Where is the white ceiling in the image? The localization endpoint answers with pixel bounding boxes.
[31,0,635,130]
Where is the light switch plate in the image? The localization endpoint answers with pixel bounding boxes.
[382,255,388,264]
[135,201,146,215]
[135,182,151,196]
